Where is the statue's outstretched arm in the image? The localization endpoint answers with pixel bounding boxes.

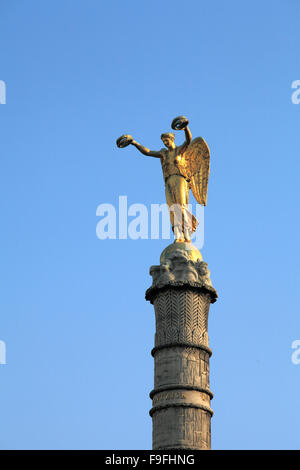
[181,126,192,152]
[184,126,192,145]
[171,116,192,152]
[131,140,162,158]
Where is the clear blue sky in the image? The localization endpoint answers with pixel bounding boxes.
[0,0,299,450]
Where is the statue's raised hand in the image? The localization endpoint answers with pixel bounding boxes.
[116,134,134,148]
[171,116,189,131]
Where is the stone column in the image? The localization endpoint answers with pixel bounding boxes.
[145,243,217,450]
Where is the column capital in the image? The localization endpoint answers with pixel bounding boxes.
[145,242,218,304]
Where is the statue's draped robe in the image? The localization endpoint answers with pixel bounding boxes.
[160,147,198,234]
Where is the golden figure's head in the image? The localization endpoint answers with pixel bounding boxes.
[161,133,175,149]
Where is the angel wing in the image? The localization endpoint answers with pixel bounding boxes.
[182,137,210,206]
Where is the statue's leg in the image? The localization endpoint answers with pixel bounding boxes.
[165,182,174,231]
[166,176,188,242]
[171,176,192,241]
[181,178,193,241]
[165,178,183,241]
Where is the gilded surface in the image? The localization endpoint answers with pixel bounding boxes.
[117,116,210,242]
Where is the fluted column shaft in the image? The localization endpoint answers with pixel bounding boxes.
[145,244,217,450]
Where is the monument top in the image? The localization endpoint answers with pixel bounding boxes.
[160,241,202,264]
[117,116,210,243]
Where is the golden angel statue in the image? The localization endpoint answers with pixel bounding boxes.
[116,116,210,243]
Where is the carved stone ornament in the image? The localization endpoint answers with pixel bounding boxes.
[145,242,217,305]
